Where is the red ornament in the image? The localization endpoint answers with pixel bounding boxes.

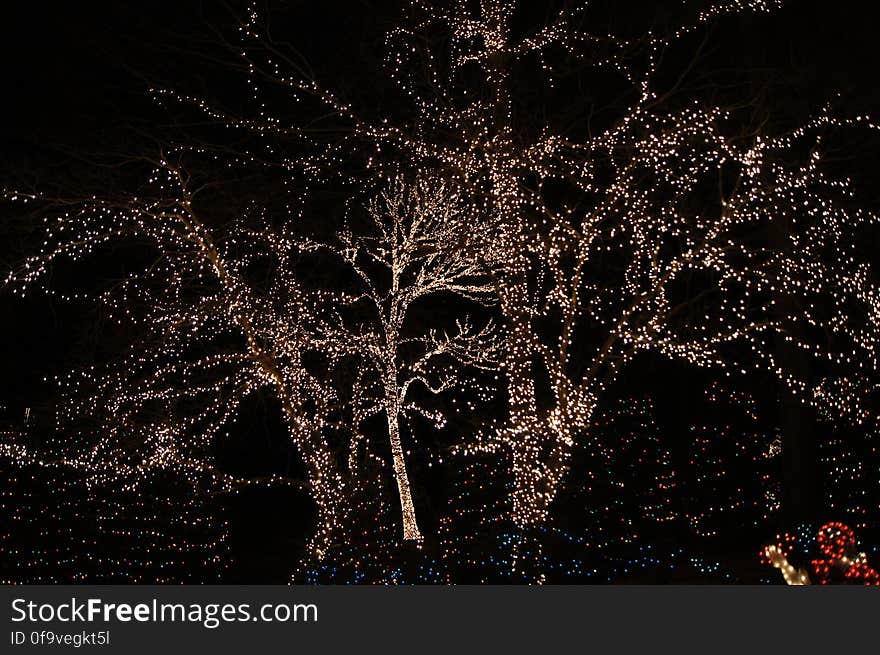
[811,522,880,585]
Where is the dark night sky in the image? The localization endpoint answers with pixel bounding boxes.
[1,1,878,144]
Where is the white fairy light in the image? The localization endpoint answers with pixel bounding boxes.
[6,0,879,581]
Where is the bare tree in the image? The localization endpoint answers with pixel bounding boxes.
[175,0,879,575]
[4,162,499,559]
[4,154,366,568]
[305,175,499,541]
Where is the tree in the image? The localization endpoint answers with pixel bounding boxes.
[177,0,878,575]
[4,154,365,568]
[297,175,499,541]
[4,159,500,559]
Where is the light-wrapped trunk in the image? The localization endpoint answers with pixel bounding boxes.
[384,380,422,541]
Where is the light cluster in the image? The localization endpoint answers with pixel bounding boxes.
[762,522,880,585]
[812,522,880,584]
[301,385,779,583]
[232,0,877,568]
[0,452,230,583]
[4,163,500,565]
[762,534,811,585]
[296,176,499,540]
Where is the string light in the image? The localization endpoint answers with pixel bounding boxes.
[811,522,880,585]
[762,522,880,585]
[0,455,230,583]
[298,175,499,541]
[762,535,811,585]
[164,1,879,565]
[3,163,503,563]
[4,0,879,582]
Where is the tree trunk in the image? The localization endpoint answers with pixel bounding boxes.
[292,470,351,581]
[499,281,549,525]
[384,386,423,541]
